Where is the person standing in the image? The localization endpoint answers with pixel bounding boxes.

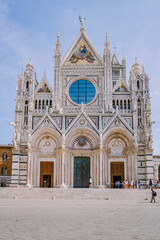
[130,180,134,189]
[89,177,92,188]
[138,180,141,189]
[150,188,157,203]
[149,179,152,188]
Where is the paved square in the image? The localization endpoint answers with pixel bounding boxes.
[0,188,160,240]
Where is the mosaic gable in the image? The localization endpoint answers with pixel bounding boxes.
[114,81,130,93]
[37,82,51,93]
[65,39,99,66]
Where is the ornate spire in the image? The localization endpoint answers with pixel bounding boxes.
[54,32,61,57]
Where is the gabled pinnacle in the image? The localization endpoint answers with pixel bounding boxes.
[122,54,126,62]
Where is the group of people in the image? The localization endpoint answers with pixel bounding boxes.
[89,177,157,202]
[145,179,160,189]
[106,180,141,189]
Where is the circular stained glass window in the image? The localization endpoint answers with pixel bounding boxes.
[69,80,96,104]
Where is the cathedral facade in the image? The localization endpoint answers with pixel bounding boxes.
[11,23,154,188]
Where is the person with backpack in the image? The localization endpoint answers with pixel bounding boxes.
[150,188,157,203]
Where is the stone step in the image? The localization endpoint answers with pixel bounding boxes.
[0,187,159,200]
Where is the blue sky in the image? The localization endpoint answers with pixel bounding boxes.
[0,0,160,154]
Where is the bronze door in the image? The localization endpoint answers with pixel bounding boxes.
[74,157,90,188]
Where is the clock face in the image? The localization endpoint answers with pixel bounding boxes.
[69,79,96,104]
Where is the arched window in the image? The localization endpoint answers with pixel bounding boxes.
[5,168,7,175]
[120,100,123,110]
[158,165,160,181]
[50,100,52,108]
[24,100,28,125]
[137,98,142,126]
[42,100,45,110]
[46,100,48,106]
[128,100,130,110]
[113,100,115,109]
[2,153,7,161]
[26,81,29,91]
[39,100,41,109]
[24,100,28,115]
[124,100,126,110]
[35,100,37,110]
[137,80,140,90]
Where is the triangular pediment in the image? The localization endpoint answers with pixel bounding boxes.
[113,80,130,94]
[62,31,103,67]
[35,73,52,94]
[103,113,133,136]
[32,113,62,135]
[66,111,99,135]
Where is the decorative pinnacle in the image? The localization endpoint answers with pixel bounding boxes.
[28,58,32,65]
[122,54,125,61]
[57,32,60,43]
[106,32,108,42]
[105,32,109,46]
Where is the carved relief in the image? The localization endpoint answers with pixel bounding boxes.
[52,117,62,129]
[124,117,132,128]
[33,117,42,129]
[102,117,112,129]
[65,116,76,129]
[39,137,56,155]
[108,138,125,156]
[89,116,99,129]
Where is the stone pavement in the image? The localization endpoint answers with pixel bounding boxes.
[0,188,160,240]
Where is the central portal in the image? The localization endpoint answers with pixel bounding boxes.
[74,157,90,188]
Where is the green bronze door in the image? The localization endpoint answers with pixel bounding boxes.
[74,157,90,188]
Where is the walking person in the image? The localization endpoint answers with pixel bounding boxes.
[150,188,157,203]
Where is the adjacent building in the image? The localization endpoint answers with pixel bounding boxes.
[0,145,13,186]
